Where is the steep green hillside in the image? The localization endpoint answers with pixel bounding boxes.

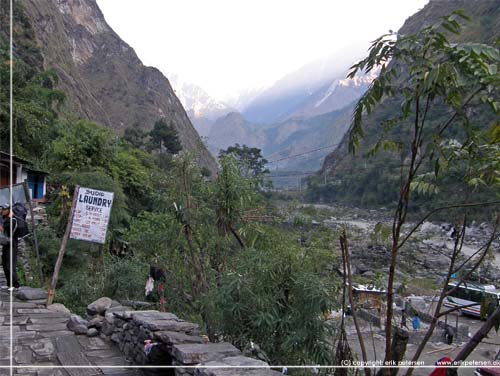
[308,0,500,216]
[19,0,216,172]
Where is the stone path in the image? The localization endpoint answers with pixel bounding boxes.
[0,270,145,376]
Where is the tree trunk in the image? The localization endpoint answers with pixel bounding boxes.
[376,328,409,376]
[341,231,371,376]
[457,305,500,359]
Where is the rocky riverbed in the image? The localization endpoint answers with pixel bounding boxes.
[298,203,500,289]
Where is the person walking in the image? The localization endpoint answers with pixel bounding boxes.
[0,204,21,289]
[401,308,409,329]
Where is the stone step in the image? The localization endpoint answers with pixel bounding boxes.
[154,330,204,345]
[26,323,68,332]
[195,356,283,376]
[55,336,101,376]
[172,342,241,365]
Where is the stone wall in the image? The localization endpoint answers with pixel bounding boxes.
[82,299,281,376]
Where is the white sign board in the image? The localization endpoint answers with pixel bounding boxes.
[69,187,114,244]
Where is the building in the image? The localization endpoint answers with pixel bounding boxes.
[0,152,48,201]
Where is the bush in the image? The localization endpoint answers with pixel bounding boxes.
[214,230,338,366]
[102,256,148,301]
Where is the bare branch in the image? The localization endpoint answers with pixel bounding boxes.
[451,214,500,291]
[404,216,466,376]
[341,230,371,376]
[398,200,500,250]
[437,86,484,136]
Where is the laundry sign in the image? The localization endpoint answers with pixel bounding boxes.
[48,186,114,305]
[69,186,114,244]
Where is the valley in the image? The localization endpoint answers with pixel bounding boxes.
[1,0,499,374]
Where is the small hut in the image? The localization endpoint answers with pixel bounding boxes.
[0,152,48,201]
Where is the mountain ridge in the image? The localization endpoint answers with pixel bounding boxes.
[207,105,354,171]
[242,47,365,124]
[313,0,500,206]
[20,0,216,172]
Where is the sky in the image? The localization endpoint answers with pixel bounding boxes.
[96,0,429,101]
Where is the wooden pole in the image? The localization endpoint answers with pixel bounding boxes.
[46,185,79,306]
[22,181,43,284]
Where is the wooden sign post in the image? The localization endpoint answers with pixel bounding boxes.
[46,186,114,306]
[46,186,80,305]
[22,181,43,284]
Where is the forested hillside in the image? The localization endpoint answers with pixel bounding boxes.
[18,0,216,171]
[308,0,500,217]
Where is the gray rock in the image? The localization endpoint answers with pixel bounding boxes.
[29,338,56,361]
[100,320,115,336]
[86,297,113,316]
[105,312,115,324]
[154,331,204,345]
[141,319,199,333]
[420,222,442,234]
[87,328,99,337]
[172,342,240,365]
[46,303,71,315]
[88,315,105,328]
[67,314,89,335]
[107,305,127,315]
[130,311,179,322]
[362,270,375,277]
[15,287,48,301]
[195,357,281,376]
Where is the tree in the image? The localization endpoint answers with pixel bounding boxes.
[148,119,182,155]
[347,11,500,375]
[0,39,64,161]
[219,144,269,178]
[123,125,147,149]
[214,155,260,248]
[49,119,115,173]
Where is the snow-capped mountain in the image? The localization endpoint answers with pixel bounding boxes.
[223,86,267,112]
[167,74,235,137]
[242,46,365,123]
[168,74,234,120]
[281,68,379,121]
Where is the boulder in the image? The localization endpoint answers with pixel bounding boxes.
[105,312,114,322]
[67,315,89,335]
[100,320,115,336]
[87,328,99,337]
[88,315,105,328]
[86,297,113,316]
[15,287,47,301]
[420,222,442,234]
[46,303,71,315]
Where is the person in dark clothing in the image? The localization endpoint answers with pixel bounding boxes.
[401,308,409,329]
[0,204,20,288]
[444,325,456,345]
